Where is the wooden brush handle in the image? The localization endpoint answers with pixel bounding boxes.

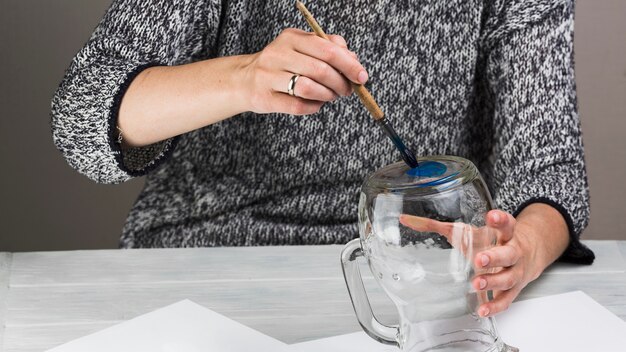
[295,1,385,120]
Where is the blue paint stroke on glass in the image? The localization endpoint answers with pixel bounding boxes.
[406,161,447,177]
[406,161,459,187]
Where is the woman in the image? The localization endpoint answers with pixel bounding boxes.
[51,0,594,318]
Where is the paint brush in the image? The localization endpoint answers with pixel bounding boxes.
[295,0,419,169]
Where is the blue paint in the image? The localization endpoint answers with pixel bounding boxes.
[406,161,447,178]
[406,161,460,187]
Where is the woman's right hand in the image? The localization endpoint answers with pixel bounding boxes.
[118,29,367,148]
[240,28,369,116]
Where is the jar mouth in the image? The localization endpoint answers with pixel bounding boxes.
[363,155,478,194]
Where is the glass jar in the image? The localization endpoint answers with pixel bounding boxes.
[341,156,517,352]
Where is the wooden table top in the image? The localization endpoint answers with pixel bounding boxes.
[1,240,625,352]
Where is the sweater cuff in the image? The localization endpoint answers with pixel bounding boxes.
[108,63,179,178]
[513,197,595,265]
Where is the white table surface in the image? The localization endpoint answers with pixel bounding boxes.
[0,240,625,352]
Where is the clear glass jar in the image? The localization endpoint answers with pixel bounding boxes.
[341,156,517,352]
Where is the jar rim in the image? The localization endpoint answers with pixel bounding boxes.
[362,155,479,195]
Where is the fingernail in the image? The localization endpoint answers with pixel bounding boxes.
[492,212,500,224]
[481,255,489,267]
[479,307,490,317]
[358,70,368,84]
[479,278,487,290]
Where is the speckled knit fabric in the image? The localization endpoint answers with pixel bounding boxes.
[51,0,594,263]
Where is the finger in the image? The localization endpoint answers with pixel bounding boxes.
[473,266,522,292]
[486,210,516,242]
[327,34,348,48]
[327,35,359,59]
[280,53,352,97]
[293,35,368,84]
[474,244,520,269]
[291,75,338,101]
[399,215,474,254]
[271,71,337,102]
[327,35,359,60]
[477,287,521,317]
[267,91,324,116]
[399,215,455,238]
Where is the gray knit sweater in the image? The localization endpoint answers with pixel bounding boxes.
[51,0,594,263]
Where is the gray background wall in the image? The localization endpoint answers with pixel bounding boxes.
[0,0,624,252]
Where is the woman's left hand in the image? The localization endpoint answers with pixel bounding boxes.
[400,203,570,318]
[471,209,541,317]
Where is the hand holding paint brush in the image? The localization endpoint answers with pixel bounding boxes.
[296,1,419,169]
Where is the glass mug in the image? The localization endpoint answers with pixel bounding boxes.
[341,156,518,352]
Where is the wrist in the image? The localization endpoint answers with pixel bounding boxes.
[198,54,254,118]
[225,54,256,114]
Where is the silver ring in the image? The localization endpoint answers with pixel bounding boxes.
[288,74,300,97]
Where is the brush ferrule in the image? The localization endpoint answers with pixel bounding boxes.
[376,118,419,168]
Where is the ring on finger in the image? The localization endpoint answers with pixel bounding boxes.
[288,74,301,97]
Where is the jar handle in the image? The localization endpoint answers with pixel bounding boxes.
[341,238,398,346]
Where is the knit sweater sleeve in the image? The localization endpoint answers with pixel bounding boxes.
[51,0,221,184]
[483,0,594,264]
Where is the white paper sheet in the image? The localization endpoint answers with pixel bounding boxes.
[497,291,626,351]
[47,300,288,352]
[290,291,626,352]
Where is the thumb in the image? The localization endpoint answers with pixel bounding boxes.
[487,210,516,243]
